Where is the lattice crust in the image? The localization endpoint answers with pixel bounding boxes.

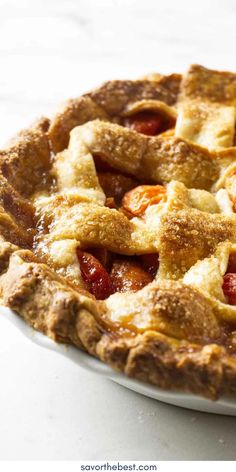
[2,65,236,399]
[55,120,220,189]
[176,65,236,150]
[49,73,181,153]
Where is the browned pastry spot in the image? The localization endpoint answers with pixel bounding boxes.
[144,136,219,190]
[181,64,236,104]
[0,241,19,274]
[0,173,35,248]
[0,174,35,228]
[90,77,181,115]
[159,208,236,279]
[0,118,51,198]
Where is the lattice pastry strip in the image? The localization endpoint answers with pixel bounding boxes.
[53,119,227,189]
[176,65,236,150]
[48,74,181,152]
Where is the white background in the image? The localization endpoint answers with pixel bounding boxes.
[0,0,236,461]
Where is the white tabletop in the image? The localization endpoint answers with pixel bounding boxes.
[0,0,236,460]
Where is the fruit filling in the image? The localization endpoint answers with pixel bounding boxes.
[122,184,167,217]
[98,172,138,204]
[76,249,159,299]
[110,259,153,293]
[76,249,114,300]
[140,253,159,277]
[222,253,236,305]
[93,154,139,204]
[224,170,236,211]
[223,274,236,305]
[76,182,162,299]
[123,111,174,136]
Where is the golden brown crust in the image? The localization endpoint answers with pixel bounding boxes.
[1,65,236,400]
[159,208,236,278]
[180,64,236,104]
[176,65,236,150]
[0,174,35,228]
[60,120,220,190]
[0,250,99,346]
[1,249,236,400]
[0,118,51,197]
[89,77,181,114]
[49,96,109,153]
[0,173,35,248]
[98,333,236,399]
[104,279,221,343]
[49,75,181,153]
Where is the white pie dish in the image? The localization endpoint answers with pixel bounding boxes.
[2,305,236,416]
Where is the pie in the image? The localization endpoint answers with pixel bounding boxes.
[2,65,236,400]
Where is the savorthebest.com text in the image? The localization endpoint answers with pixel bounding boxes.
[81,463,157,471]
